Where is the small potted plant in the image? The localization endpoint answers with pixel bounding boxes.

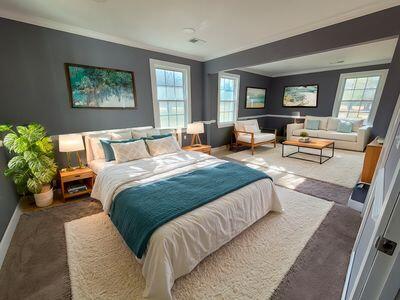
[0,123,58,207]
[299,131,310,143]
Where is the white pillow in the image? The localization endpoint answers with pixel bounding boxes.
[327,117,339,131]
[145,136,181,156]
[110,139,150,163]
[244,125,258,133]
[131,128,161,139]
[90,136,110,160]
[345,119,364,132]
[111,130,132,140]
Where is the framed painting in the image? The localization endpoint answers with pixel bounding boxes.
[65,63,136,109]
[245,87,266,109]
[282,84,318,107]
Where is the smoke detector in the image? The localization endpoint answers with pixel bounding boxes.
[183,28,196,34]
[189,38,206,44]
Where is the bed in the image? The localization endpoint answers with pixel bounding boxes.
[85,129,283,299]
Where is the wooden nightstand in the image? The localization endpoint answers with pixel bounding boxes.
[59,167,94,200]
[182,144,212,155]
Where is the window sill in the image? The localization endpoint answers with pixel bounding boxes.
[217,122,234,128]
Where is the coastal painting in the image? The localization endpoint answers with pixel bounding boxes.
[283,84,318,107]
[65,64,136,108]
[245,87,266,109]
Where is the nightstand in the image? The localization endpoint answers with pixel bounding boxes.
[59,167,94,200]
[182,144,212,155]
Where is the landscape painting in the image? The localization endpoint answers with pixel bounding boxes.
[245,87,266,109]
[65,63,136,108]
[283,84,318,107]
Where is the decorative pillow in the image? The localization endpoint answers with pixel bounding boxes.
[337,121,353,133]
[150,133,173,140]
[100,138,138,161]
[111,130,132,140]
[344,119,364,132]
[131,128,161,139]
[244,125,258,133]
[305,116,328,130]
[90,136,111,160]
[111,139,150,163]
[145,136,181,156]
[327,117,339,131]
[305,119,320,130]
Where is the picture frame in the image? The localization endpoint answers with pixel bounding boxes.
[282,84,319,107]
[65,63,137,109]
[245,87,267,109]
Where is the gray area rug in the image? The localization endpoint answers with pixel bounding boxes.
[222,156,352,205]
[0,194,360,299]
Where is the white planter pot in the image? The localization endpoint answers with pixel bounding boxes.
[34,188,54,207]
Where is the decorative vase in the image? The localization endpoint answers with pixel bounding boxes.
[34,185,54,207]
[299,137,310,143]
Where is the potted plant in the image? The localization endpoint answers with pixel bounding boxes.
[299,131,310,143]
[0,123,58,207]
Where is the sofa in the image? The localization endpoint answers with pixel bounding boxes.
[286,116,371,151]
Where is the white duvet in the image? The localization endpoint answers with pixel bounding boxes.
[91,150,283,299]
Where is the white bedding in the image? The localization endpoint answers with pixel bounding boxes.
[91,151,282,299]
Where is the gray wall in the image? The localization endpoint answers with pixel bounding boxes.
[0,148,19,239]
[265,64,390,136]
[0,18,204,136]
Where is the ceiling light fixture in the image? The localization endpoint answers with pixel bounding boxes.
[188,38,206,44]
[183,28,196,34]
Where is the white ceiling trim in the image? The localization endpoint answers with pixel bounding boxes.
[0,8,204,62]
[0,1,399,62]
[241,59,392,78]
[204,0,400,60]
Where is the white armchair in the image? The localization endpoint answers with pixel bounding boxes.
[234,120,277,155]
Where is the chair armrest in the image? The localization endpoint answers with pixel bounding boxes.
[234,130,255,142]
[287,123,304,139]
[357,125,371,149]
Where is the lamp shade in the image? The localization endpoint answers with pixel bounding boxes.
[186,122,204,134]
[59,134,85,152]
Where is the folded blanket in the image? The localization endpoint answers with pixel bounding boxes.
[110,162,272,258]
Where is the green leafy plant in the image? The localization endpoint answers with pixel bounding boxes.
[300,131,309,138]
[0,123,57,195]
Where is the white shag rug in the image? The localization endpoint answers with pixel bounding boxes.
[226,144,364,188]
[65,187,333,300]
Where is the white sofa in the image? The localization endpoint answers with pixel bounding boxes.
[287,116,371,151]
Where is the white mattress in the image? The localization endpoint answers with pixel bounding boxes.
[91,151,282,299]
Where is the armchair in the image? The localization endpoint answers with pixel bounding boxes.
[234,120,277,155]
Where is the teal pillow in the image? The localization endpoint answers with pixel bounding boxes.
[150,133,172,140]
[100,138,138,162]
[337,121,353,133]
[305,119,320,130]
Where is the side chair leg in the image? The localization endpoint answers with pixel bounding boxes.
[251,145,255,155]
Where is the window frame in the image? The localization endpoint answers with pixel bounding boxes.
[217,72,240,128]
[149,59,192,129]
[332,69,388,125]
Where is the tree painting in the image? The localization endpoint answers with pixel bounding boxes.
[283,85,318,107]
[66,64,136,108]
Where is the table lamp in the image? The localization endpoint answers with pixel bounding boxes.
[59,134,85,171]
[187,122,204,146]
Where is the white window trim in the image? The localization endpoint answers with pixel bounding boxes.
[332,69,388,125]
[149,58,192,129]
[217,72,240,128]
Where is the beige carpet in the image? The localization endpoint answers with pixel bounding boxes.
[65,187,333,299]
[226,145,364,188]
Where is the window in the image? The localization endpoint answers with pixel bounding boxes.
[150,59,191,128]
[218,72,240,127]
[332,70,388,125]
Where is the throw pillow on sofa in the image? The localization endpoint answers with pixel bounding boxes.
[337,120,353,133]
[305,119,320,130]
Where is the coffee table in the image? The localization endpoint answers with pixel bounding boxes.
[282,139,335,164]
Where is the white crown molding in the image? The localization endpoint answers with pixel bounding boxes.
[238,114,306,120]
[203,0,400,61]
[244,59,392,78]
[0,9,204,62]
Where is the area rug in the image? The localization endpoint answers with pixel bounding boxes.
[226,144,364,188]
[222,156,352,205]
[65,187,333,299]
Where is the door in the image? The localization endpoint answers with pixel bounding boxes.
[343,96,400,299]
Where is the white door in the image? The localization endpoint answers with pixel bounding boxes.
[343,96,400,300]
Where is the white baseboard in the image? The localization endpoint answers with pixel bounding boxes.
[0,204,22,270]
[348,198,364,212]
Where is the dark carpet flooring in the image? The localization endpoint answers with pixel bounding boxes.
[0,192,361,300]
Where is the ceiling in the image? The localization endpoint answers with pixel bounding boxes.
[0,0,399,61]
[240,38,398,77]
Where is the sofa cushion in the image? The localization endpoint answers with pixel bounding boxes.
[337,120,353,133]
[305,119,320,130]
[235,120,261,133]
[292,129,321,138]
[327,117,363,132]
[305,116,329,130]
[318,130,358,142]
[327,117,339,131]
[237,133,275,144]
